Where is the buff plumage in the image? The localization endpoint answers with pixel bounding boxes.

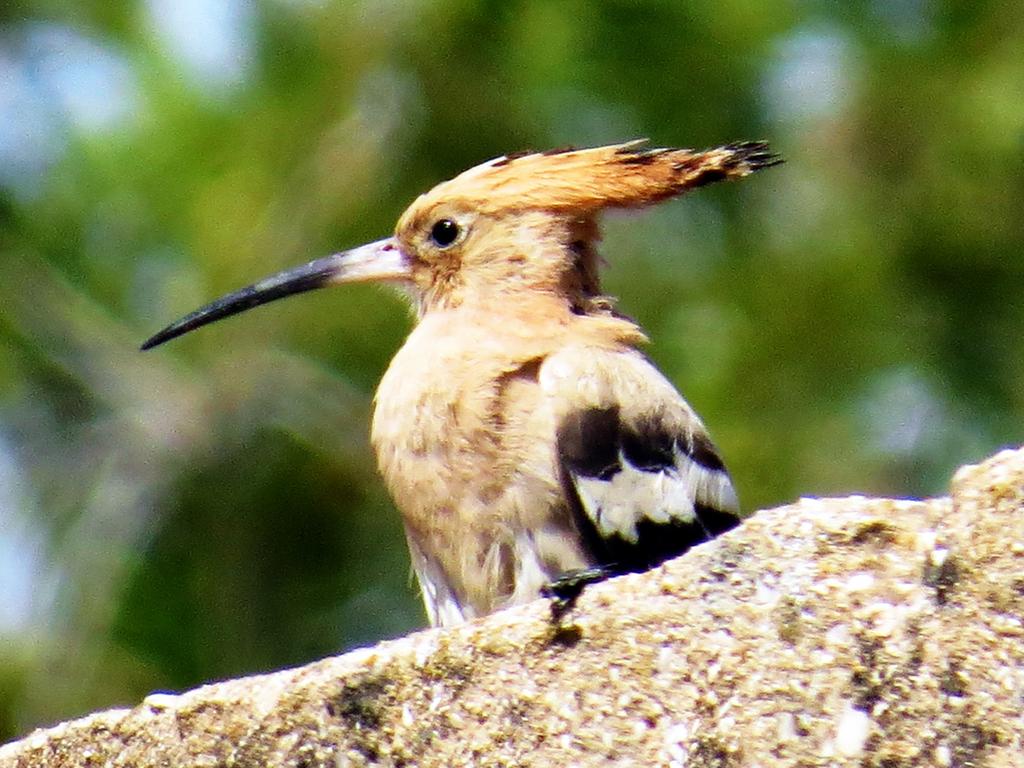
[143,140,781,626]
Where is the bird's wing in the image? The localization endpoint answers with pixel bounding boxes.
[541,346,740,574]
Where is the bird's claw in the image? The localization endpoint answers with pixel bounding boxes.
[541,566,610,623]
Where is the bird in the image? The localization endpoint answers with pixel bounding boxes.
[142,139,781,627]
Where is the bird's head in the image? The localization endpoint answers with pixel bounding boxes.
[141,141,780,350]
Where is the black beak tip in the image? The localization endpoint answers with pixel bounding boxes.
[140,324,186,351]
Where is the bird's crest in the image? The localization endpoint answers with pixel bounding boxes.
[414,140,782,215]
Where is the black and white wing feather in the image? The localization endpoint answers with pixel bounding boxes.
[542,346,740,575]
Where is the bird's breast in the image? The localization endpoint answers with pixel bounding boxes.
[370,315,559,531]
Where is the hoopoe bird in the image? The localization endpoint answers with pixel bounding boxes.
[143,140,781,627]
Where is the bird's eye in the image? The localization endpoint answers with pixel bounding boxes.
[429,219,460,248]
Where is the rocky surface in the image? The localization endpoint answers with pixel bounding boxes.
[3,448,1023,767]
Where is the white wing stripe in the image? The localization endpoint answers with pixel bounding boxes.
[572,449,738,544]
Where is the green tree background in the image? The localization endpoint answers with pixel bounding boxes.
[1,0,1022,741]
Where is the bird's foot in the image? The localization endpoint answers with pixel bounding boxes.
[541,566,610,624]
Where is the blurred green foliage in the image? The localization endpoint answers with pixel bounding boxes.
[1,0,1022,741]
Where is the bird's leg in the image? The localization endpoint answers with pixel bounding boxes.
[540,565,611,622]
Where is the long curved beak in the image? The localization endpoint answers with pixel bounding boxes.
[141,238,408,350]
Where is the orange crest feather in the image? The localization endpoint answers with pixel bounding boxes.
[417,140,781,214]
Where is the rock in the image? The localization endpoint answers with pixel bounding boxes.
[3,448,1023,767]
